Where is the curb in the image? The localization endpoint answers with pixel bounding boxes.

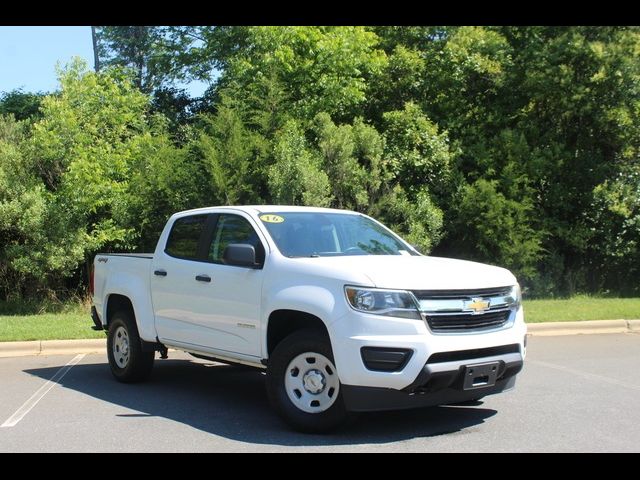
[0,338,106,358]
[526,319,640,336]
[0,320,638,358]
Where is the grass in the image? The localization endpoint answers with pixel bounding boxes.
[1,296,639,342]
[0,302,104,342]
[523,296,640,323]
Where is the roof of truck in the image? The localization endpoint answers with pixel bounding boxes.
[173,205,360,217]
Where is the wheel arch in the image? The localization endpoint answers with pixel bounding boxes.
[100,281,156,342]
[106,294,135,328]
[266,309,330,357]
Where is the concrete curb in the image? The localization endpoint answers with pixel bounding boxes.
[527,319,640,336]
[0,320,638,358]
[0,338,106,358]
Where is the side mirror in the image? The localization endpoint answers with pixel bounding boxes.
[223,244,260,268]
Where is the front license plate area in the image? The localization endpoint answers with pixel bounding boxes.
[463,362,500,390]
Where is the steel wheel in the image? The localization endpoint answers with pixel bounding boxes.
[112,325,130,369]
[284,352,339,413]
[107,311,154,383]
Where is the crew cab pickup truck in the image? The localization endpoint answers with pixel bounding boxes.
[91,206,526,432]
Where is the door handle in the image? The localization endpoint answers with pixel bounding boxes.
[195,274,211,283]
[154,269,167,277]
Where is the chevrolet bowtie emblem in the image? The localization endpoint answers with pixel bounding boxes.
[465,298,490,314]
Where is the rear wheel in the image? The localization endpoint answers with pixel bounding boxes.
[266,329,348,433]
[107,310,154,383]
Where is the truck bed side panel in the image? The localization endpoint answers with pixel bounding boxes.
[93,254,157,342]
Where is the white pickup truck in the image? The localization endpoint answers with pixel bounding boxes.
[91,205,526,432]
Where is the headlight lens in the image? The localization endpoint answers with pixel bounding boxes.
[512,284,522,308]
[345,286,421,320]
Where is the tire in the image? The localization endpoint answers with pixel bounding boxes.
[107,310,154,383]
[266,329,348,433]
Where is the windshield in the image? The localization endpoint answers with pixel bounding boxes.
[258,212,418,258]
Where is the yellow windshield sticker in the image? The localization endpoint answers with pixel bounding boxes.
[260,214,284,223]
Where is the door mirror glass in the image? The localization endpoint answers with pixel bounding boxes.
[223,244,259,268]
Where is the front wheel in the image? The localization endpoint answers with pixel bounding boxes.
[107,310,154,383]
[266,329,348,433]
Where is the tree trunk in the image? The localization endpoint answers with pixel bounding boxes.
[91,26,101,72]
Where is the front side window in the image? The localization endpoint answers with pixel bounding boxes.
[165,214,208,260]
[208,214,265,265]
[259,212,416,258]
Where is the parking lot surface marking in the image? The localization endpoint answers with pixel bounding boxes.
[1,354,85,428]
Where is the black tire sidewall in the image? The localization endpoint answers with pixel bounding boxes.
[266,329,348,433]
[106,311,154,383]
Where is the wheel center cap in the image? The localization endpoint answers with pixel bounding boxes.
[303,369,325,394]
[121,339,129,355]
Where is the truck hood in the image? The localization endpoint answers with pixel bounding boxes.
[291,255,517,290]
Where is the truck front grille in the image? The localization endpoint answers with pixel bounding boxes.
[412,286,517,333]
[424,310,510,332]
[412,286,512,300]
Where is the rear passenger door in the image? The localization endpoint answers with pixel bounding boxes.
[151,213,213,347]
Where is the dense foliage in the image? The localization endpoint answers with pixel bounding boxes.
[1,26,638,300]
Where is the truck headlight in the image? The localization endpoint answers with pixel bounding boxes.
[345,287,421,320]
[512,284,522,308]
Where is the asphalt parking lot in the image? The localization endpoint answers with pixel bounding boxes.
[1,333,639,452]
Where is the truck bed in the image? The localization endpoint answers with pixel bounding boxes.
[92,253,155,337]
[99,253,154,259]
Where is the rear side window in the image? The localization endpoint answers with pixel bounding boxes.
[165,214,208,260]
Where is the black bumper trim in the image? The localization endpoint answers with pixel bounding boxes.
[341,353,524,412]
[342,376,517,412]
[403,352,523,394]
[360,347,414,372]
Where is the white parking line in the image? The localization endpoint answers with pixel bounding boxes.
[1,354,85,428]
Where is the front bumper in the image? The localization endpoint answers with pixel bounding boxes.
[329,305,527,401]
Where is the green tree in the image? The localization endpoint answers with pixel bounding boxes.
[4,26,640,300]
[122,119,210,251]
[268,119,332,206]
[193,100,269,205]
[95,26,185,92]
[0,90,45,121]
[499,26,640,294]
[450,179,543,283]
[588,164,640,295]
[0,115,47,298]
[370,185,443,254]
[382,102,452,199]
[10,59,165,296]
[312,113,369,210]
[219,27,387,122]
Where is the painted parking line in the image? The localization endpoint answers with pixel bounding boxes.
[1,354,85,428]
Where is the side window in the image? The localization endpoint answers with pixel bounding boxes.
[209,214,265,265]
[165,214,208,260]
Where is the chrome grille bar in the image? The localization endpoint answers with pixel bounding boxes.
[412,286,518,333]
